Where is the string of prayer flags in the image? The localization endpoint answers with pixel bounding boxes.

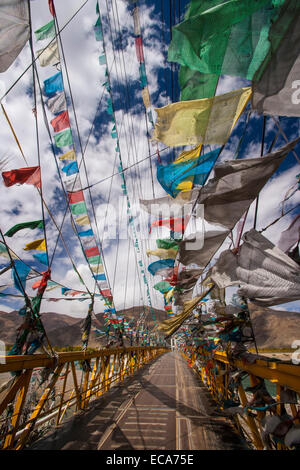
[2,166,41,188]
[5,220,44,237]
[94,2,157,322]
[152,87,252,147]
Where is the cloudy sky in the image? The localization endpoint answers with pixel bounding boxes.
[0,0,299,327]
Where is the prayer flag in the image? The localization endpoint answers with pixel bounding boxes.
[47,91,67,115]
[5,220,43,237]
[35,19,55,41]
[54,128,73,147]
[0,0,30,72]
[12,260,31,293]
[70,201,87,215]
[37,40,59,67]
[2,166,40,187]
[67,190,84,204]
[157,148,219,198]
[147,259,175,276]
[44,71,63,96]
[59,149,76,161]
[50,111,70,133]
[24,239,46,251]
[152,87,252,147]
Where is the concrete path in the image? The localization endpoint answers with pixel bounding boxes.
[30,351,246,450]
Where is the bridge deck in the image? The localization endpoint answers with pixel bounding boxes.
[30,351,246,450]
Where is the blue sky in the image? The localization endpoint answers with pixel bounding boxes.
[0,0,299,323]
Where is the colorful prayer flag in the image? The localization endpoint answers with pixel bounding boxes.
[152,87,252,147]
[24,239,46,251]
[54,128,73,148]
[2,166,41,188]
[5,220,43,237]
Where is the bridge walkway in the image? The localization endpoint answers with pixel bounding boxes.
[30,351,246,450]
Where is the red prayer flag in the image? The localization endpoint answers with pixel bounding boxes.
[2,166,41,188]
[101,289,112,298]
[48,0,56,17]
[165,266,179,286]
[50,111,70,133]
[135,36,144,63]
[32,269,51,295]
[149,217,187,234]
[67,190,84,204]
[85,246,100,257]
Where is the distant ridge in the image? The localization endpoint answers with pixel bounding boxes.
[1,304,299,350]
[0,306,168,349]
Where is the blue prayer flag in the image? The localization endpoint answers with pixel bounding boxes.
[147,259,175,276]
[44,72,64,96]
[12,260,31,293]
[62,161,79,176]
[33,252,49,266]
[157,148,220,198]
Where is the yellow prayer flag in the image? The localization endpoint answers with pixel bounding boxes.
[158,288,211,336]
[176,179,193,192]
[141,87,151,109]
[91,264,104,274]
[24,239,46,251]
[164,286,175,303]
[75,215,90,226]
[173,144,202,165]
[146,248,178,259]
[152,87,252,147]
[59,149,76,161]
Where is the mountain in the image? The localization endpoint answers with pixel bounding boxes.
[0,306,168,349]
[1,303,299,350]
[248,302,300,349]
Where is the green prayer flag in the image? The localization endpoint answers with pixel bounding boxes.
[70,202,87,215]
[179,67,218,101]
[35,19,55,41]
[168,0,286,99]
[54,128,73,148]
[88,255,102,265]
[156,239,180,250]
[153,280,172,294]
[5,220,44,237]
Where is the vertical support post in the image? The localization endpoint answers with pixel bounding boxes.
[3,369,33,449]
[56,362,70,426]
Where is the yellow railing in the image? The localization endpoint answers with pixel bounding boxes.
[0,346,168,450]
[181,347,300,450]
